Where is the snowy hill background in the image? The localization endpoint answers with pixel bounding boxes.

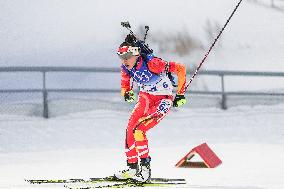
[0,0,284,189]
[1,0,284,101]
[1,0,283,71]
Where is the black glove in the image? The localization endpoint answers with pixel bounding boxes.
[124,90,136,103]
[173,95,187,107]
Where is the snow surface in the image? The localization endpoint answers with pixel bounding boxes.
[0,103,284,189]
[1,0,284,189]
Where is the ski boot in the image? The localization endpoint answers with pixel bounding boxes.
[132,157,151,183]
[114,162,138,180]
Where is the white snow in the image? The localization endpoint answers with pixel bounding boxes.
[0,103,284,189]
[1,0,284,189]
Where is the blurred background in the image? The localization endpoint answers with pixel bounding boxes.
[1,2,284,188]
[0,0,284,117]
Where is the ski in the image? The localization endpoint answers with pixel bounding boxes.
[64,182,186,189]
[26,176,185,184]
[63,177,186,188]
[26,176,186,188]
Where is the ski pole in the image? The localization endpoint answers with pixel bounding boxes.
[184,0,243,92]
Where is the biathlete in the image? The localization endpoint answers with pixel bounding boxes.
[114,34,188,182]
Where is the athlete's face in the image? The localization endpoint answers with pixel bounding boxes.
[121,55,138,70]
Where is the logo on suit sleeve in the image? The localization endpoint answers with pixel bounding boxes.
[133,70,152,83]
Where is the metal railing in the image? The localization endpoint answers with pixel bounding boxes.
[1,66,284,118]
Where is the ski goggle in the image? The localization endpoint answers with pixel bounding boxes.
[117,46,140,60]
